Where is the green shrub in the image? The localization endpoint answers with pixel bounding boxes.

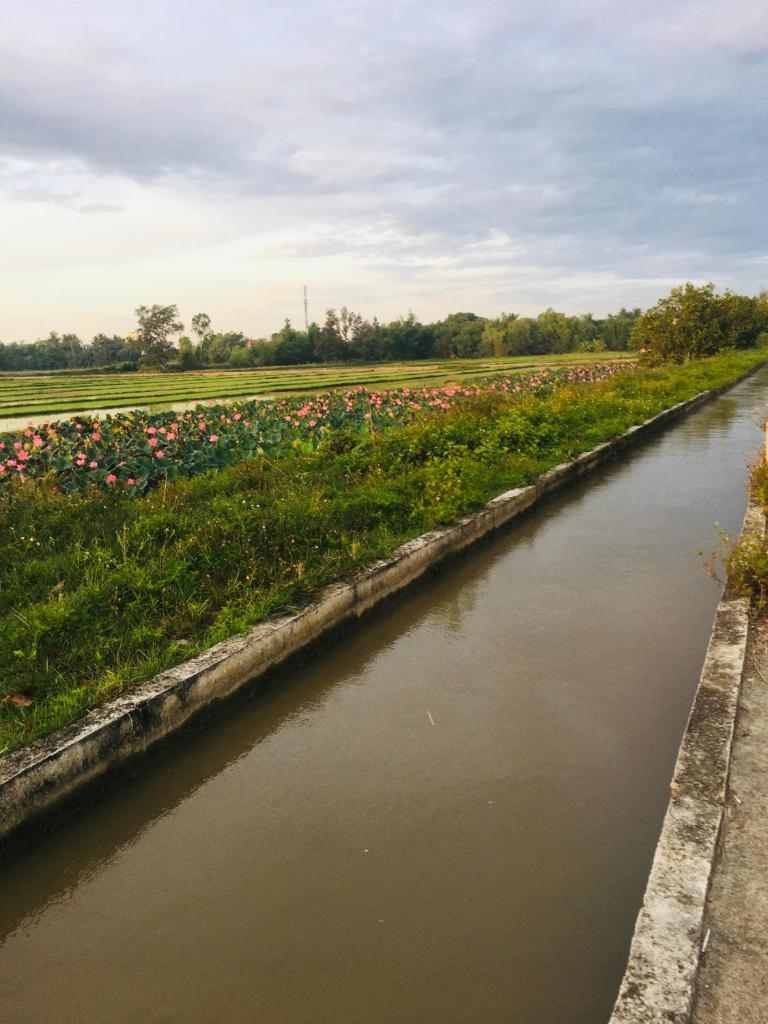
[632,283,768,363]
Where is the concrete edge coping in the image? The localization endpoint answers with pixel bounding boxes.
[608,502,765,1022]
[0,375,755,846]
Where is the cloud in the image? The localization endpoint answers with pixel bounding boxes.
[644,0,768,55]
[0,0,767,338]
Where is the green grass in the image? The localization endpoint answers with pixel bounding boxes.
[0,348,762,755]
[0,352,634,420]
[725,458,768,608]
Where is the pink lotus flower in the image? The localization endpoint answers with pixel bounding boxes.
[208,434,218,443]
[89,461,97,469]
[32,435,43,447]
[148,437,159,447]
[155,450,165,458]
[107,473,117,484]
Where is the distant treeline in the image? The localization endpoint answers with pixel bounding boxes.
[0,333,142,373]
[2,284,766,372]
[0,307,641,373]
[246,307,642,368]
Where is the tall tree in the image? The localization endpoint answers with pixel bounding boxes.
[600,309,641,351]
[536,308,574,354]
[135,305,183,368]
[315,310,347,362]
[269,319,315,364]
[383,314,434,360]
[177,336,200,370]
[719,291,768,349]
[91,333,132,365]
[432,312,486,357]
[191,313,214,363]
[191,313,213,345]
[337,307,364,344]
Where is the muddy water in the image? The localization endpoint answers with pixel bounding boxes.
[1,371,767,1024]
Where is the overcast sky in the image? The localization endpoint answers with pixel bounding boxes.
[1,0,767,341]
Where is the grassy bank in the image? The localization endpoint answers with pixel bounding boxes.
[727,457,768,607]
[1,349,765,755]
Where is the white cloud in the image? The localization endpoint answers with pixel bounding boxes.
[0,0,767,340]
[646,0,768,55]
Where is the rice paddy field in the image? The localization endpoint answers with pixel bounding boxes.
[0,352,634,427]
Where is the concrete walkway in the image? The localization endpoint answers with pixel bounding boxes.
[692,617,768,1023]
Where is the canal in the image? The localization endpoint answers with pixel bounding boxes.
[1,369,766,1023]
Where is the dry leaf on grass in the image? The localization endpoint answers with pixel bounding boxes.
[3,693,32,707]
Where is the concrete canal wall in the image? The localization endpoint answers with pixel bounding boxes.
[609,500,763,1024]
[0,379,756,848]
